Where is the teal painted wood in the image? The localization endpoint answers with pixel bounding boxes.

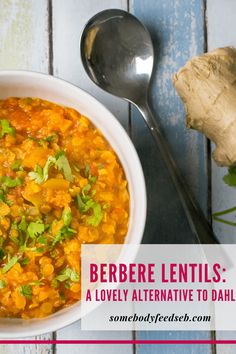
[131,0,212,353]
[131,0,209,244]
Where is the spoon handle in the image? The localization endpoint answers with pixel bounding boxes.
[138,102,219,244]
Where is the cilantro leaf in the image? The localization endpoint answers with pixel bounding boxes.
[11,160,22,171]
[0,189,12,207]
[29,151,73,184]
[43,134,58,143]
[223,165,236,186]
[37,235,47,245]
[29,156,56,184]
[55,268,79,283]
[29,134,57,145]
[42,156,56,181]
[0,249,5,260]
[27,221,45,239]
[21,258,29,266]
[35,247,45,253]
[76,187,103,227]
[0,190,5,202]
[51,226,76,247]
[82,184,91,196]
[62,206,72,226]
[55,274,68,282]
[2,256,19,273]
[0,280,6,289]
[20,284,32,299]
[87,202,103,227]
[0,119,15,138]
[29,280,43,286]
[18,216,27,232]
[55,151,74,182]
[89,176,97,184]
[28,164,44,184]
[84,164,90,178]
[0,237,4,247]
[2,176,23,188]
[84,164,97,184]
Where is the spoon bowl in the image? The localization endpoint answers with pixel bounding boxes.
[81,9,153,104]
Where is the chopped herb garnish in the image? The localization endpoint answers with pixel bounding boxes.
[28,164,44,184]
[20,284,32,299]
[0,119,15,138]
[65,281,71,289]
[51,279,59,288]
[89,175,97,184]
[37,235,47,245]
[77,195,94,213]
[51,226,76,247]
[82,184,91,196]
[29,280,43,286]
[9,235,19,245]
[84,164,90,178]
[29,156,56,184]
[76,185,103,227]
[55,274,69,282]
[35,247,45,253]
[11,160,23,171]
[29,151,73,184]
[0,190,5,202]
[29,134,57,145]
[60,291,65,300]
[55,151,74,182]
[21,258,29,266]
[2,176,23,188]
[84,164,97,184]
[103,203,110,210]
[2,256,19,273]
[50,206,75,247]
[27,221,45,239]
[87,202,103,227]
[0,249,4,260]
[0,189,11,206]
[0,280,6,289]
[18,216,27,232]
[43,134,57,143]
[62,206,72,226]
[55,268,80,283]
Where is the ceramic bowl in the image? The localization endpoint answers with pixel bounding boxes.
[0,71,146,337]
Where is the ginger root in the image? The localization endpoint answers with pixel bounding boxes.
[173,47,236,166]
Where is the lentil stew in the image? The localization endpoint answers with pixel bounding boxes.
[0,97,129,318]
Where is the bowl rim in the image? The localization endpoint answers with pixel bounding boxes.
[0,70,147,337]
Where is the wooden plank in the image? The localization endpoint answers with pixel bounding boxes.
[52,1,133,352]
[0,0,53,350]
[0,0,49,72]
[207,0,236,352]
[56,322,132,354]
[0,334,53,354]
[131,0,212,353]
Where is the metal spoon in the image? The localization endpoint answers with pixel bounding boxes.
[80,9,219,244]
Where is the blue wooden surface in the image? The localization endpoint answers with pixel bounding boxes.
[131,0,212,353]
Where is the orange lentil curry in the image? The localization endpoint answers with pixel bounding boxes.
[0,97,129,318]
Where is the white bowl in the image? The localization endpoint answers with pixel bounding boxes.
[0,71,146,337]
